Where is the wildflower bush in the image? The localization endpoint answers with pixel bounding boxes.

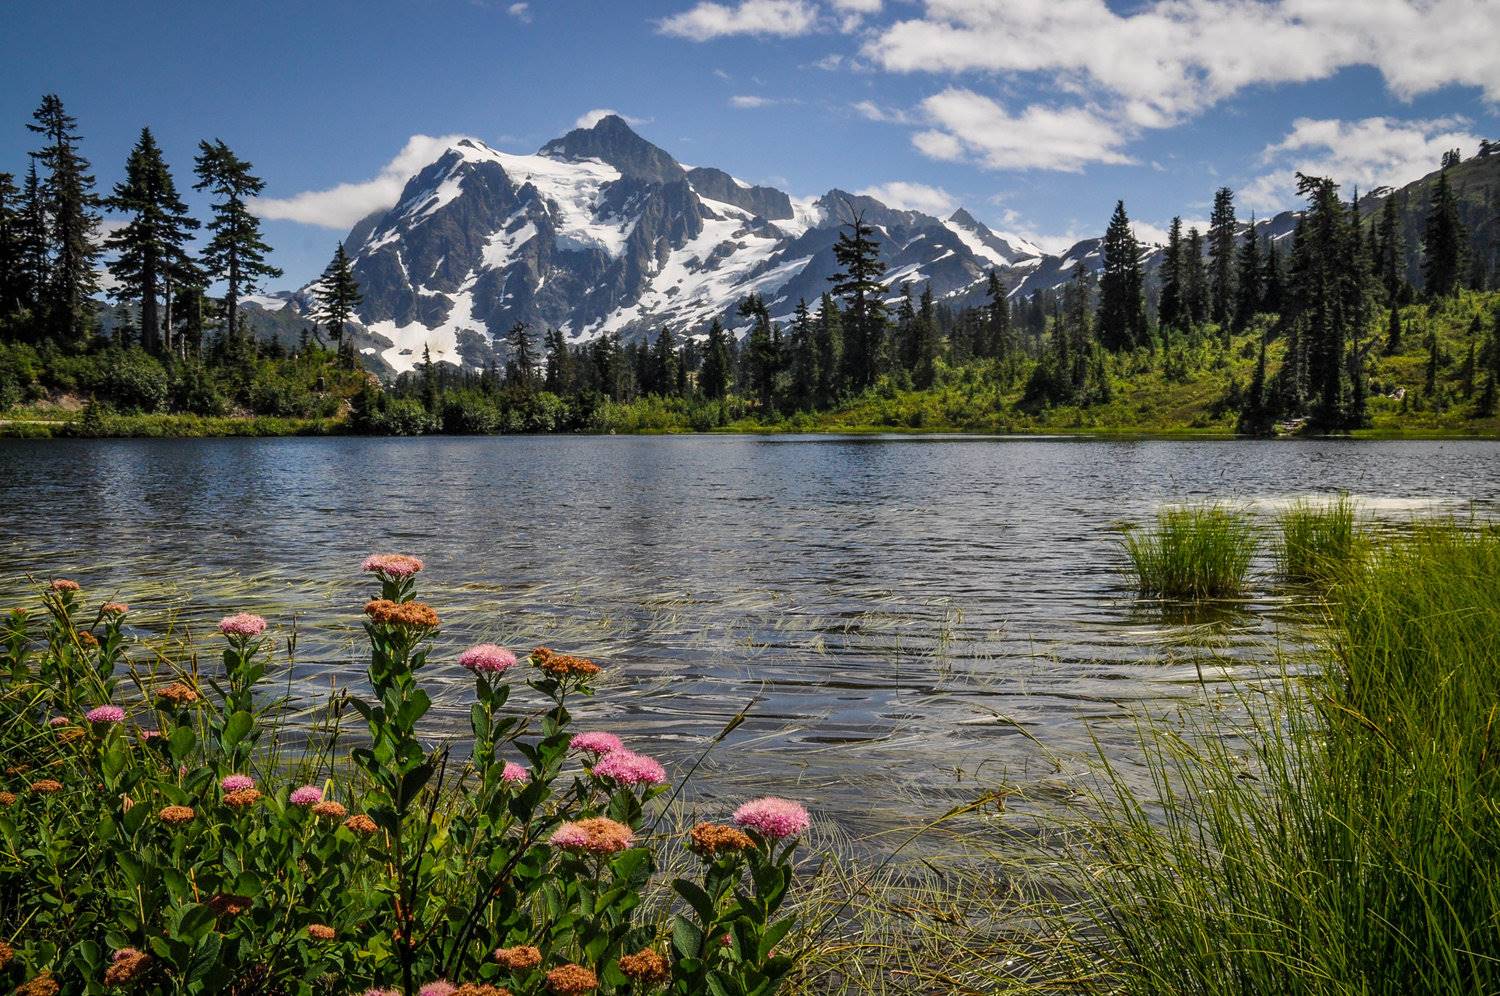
[0,558,808,995]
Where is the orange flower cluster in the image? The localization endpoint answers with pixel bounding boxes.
[224,788,262,808]
[545,964,598,994]
[156,683,200,706]
[0,792,15,806]
[455,985,513,996]
[618,948,670,984]
[688,822,755,858]
[104,950,151,986]
[159,804,195,825]
[306,924,336,941]
[208,893,253,917]
[76,631,99,649]
[493,945,543,971]
[0,940,12,969]
[101,601,129,615]
[15,973,59,996]
[29,779,62,794]
[49,579,80,593]
[344,813,379,834]
[531,646,601,678]
[312,800,348,819]
[363,598,440,628]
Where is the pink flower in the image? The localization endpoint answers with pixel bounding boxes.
[569,732,624,755]
[418,983,456,996]
[361,553,425,578]
[501,762,529,784]
[362,990,401,996]
[48,716,69,728]
[221,775,255,792]
[457,643,517,674]
[218,613,267,638]
[289,785,323,806]
[733,797,811,840]
[86,705,125,724]
[592,750,667,786]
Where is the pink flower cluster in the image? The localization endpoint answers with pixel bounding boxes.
[221,775,255,792]
[289,785,324,806]
[569,732,624,755]
[86,705,125,724]
[218,613,267,638]
[417,983,455,996]
[501,762,530,784]
[361,553,425,579]
[458,643,517,674]
[592,749,667,786]
[733,797,811,840]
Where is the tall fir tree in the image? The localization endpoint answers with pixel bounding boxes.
[701,317,731,401]
[16,162,49,325]
[740,293,780,414]
[1184,226,1209,328]
[1157,216,1185,332]
[193,139,281,346]
[787,298,818,410]
[505,321,537,390]
[1232,216,1263,331]
[1237,336,1275,434]
[1422,168,1466,298]
[912,283,938,389]
[985,269,1011,360]
[813,294,843,409]
[28,94,101,342]
[649,325,679,396]
[0,172,22,321]
[1375,194,1407,305]
[543,327,575,394]
[105,127,199,355]
[828,207,887,391]
[1288,174,1359,430]
[1096,200,1147,351]
[311,243,362,356]
[1207,186,1238,331]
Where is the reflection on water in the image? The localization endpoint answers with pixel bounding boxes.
[1,434,1496,827]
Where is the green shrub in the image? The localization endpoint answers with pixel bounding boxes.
[1275,494,1362,583]
[1121,504,1258,598]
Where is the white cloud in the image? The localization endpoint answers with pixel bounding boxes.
[851,99,914,124]
[811,53,844,70]
[573,108,650,128]
[1240,115,1483,212]
[914,87,1133,172]
[506,2,532,23]
[865,0,1500,128]
[857,180,955,215]
[831,0,880,10]
[252,134,469,229]
[658,0,819,40]
[730,94,782,108]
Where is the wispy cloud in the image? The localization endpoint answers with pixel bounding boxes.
[913,88,1133,172]
[573,108,651,128]
[506,2,532,23]
[658,0,819,40]
[729,94,792,108]
[857,180,953,215]
[251,134,469,229]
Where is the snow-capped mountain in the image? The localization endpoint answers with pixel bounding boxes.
[260,116,1063,373]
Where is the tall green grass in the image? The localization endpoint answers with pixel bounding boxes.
[1275,495,1362,583]
[1121,505,1258,599]
[1063,523,1500,995]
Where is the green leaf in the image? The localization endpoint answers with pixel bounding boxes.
[222,709,254,748]
[673,878,715,923]
[672,914,703,959]
[169,725,196,761]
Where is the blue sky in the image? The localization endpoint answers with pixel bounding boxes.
[3,0,1497,290]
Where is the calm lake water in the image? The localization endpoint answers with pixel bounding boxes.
[2,435,1497,828]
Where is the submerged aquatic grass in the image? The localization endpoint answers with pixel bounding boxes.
[1121,505,1258,599]
[1275,494,1362,583]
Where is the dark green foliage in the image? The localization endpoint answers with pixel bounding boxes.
[193,139,281,343]
[1232,215,1262,331]
[28,94,101,342]
[1207,187,1237,330]
[1097,200,1147,351]
[1423,168,1467,297]
[1158,217,1185,332]
[828,207,887,391]
[311,243,362,357]
[701,318,731,401]
[1184,226,1209,327]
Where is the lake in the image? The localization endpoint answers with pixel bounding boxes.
[2,434,1497,829]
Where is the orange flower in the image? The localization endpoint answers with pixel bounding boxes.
[363,598,440,628]
[0,940,12,969]
[15,973,60,996]
[493,945,543,971]
[101,601,129,615]
[29,779,62,794]
[688,822,755,858]
[545,964,598,994]
[159,804,195,825]
[306,924,336,941]
[224,788,262,808]
[156,683,200,706]
[311,800,348,819]
[0,791,15,806]
[76,631,99,649]
[104,949,151,986]
[618,949,670,985]
[208,893,253,917]
[343,813,379,834]
[455,986,512,996]
[49,579,80,593]
[533,648,601,678]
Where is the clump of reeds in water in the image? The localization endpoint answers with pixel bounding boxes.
[1275,493,1362,583]
[1121,505,1258,599]
[1058,523,1500,995]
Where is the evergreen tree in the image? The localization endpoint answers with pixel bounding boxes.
[194,139,281,346]
[912,283,938,389]
[505,321,537,390]
[701,318,731,401]
[16,162,49,325]
[1479,301,1500,416]
[1207,187,1237,330]
[1288,174,1359,430]
[1237,336,1275,434]
[1375,194,1407,304]
[1425,320,1441,400]
[649,325,679,396]
[28,94,101,342]
[1385,305,1404,354]
[984,269,1012,360]
[828,207,887,391]
[1184,226,1209,327]
[1261,238,1284,317]
[1158,217,1185,332]
[787,298,817,410]
[813,294,843,408]
[0,172,22,321]
[1232,216,1262,331]
[1422,168,1466,297]
[311,243,362,356]
[740,293,780,414]
[1096,200,1147,351]
[543,327,574,393]
[104,127,199,355]
[421,344,440,413]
